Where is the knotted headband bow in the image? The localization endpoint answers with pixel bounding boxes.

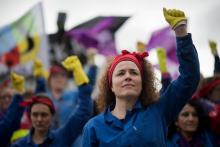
[20,95,55,114]
[108,50,149,87]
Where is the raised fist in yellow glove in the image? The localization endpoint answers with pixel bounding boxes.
[33,59,44,77]
[209,40,218,56]
[10,72,25,93]
[163,8,187,29]
[136,41,146,53]
[157,48,168,73]
[62,56,89,86]
[33,59,49,79]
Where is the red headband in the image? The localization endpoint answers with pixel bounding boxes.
[20,96,55,114]
[0,79,10,89]
[108,50,149,87]
[193,79,220,99]
[50,65,67,76]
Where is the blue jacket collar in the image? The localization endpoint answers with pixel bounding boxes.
[26,128,54,145]
[104,100,143,129]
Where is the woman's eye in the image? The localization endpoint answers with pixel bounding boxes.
[131,71,138,75]
[181,112,189,117]
[117,71,124,76]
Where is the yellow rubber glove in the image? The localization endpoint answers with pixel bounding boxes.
[10,72,25,93]
[136,41,146,53]
[163,8,187,29]
[156,48,168,73]
[209,40,218,56]
[33,59,49,79]
[62,56,89,86]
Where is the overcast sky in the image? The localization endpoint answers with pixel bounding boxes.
[0,0,220,77]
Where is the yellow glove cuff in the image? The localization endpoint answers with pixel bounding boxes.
[73,69,89,86]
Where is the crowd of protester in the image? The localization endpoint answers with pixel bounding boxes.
[0,8,220,147]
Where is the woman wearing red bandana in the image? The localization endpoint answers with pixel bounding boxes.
[192,75,220,146]
[12,56,93,147]
[82,8,200,147]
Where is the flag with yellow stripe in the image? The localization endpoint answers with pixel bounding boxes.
[0,2,49,75]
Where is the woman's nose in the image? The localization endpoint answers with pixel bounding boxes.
[188,114,196,120]
[124,72,131,80]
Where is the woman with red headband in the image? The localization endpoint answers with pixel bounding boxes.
[12,56,93,147]
[192,75,220,146]
[82,8,200,146]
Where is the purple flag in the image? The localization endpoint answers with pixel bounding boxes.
[147,26,178,63]
[147,26,179,79]
[67,16,129,56]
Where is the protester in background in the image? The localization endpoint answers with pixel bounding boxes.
[0,73,25,147]
[0,80,14,118]
[33,51,98,147]
[33,59,78,129]
[193,75,220,145]
[12,56,93,146]
[167,100,218,146]
[82,8,200,146]
[196,75,220,103]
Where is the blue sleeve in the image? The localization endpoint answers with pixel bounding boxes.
[35,77,47,94]
[214,55,220,75]
[160,73,172,94]
[82,122,99,147]
[0,95,24,147]
[157,34,200,125]
[56,84,93,146]
[87,65,98,87]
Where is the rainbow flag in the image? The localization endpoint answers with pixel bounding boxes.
[0,2,49,76]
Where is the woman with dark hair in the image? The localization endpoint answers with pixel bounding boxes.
[82,8,200,146]
[167,100,218,146]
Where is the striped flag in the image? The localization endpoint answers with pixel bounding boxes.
[0,2,50,76]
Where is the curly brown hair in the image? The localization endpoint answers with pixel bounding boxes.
[96,58,160,113]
